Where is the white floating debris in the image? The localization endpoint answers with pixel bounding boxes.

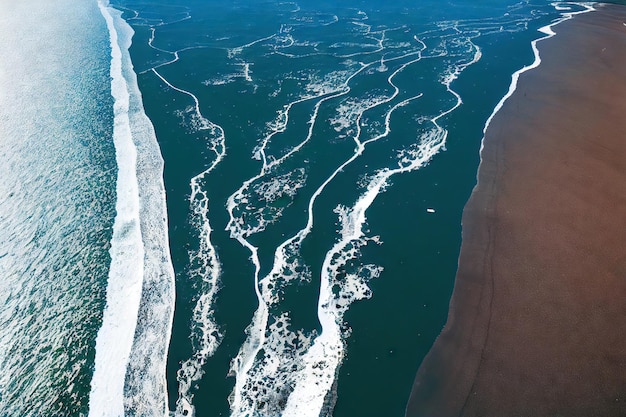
[426,208,436,213]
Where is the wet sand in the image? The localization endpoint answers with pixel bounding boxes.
[406,4,626,417]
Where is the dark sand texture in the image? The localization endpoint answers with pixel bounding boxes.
[406,4,626,417]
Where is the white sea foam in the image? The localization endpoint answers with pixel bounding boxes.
[481,1,595,151]
[226,4,587,415]
[202,76,237,86]
[304,69,354,96]
[241,62,253,82]
[329,94,390,138]
[280,45,481,415]
[103,3,572,415]
[90,3,145,415]
[95,4,226,416]
[228,34,277,58]
[90,3,176,416]
[142,23,228,416]
[90,2,145,416]
[225,63,373,417]
[150,47,227,417]
[324,15,340,26]
[226,68,362,416]
[231,168,308,237]
[282,133,443,416]
[227,37,469,414]
[174,147,226,416]
[175,173,223,417]
[115,4,190,29]
[226,61,382,417]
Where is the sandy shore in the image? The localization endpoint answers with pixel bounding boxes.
[406,4,626,416]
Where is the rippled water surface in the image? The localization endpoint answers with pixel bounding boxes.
[0,1,593,416]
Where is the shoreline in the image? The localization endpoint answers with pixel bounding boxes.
[406,3,626,416]
[90,2,175,415]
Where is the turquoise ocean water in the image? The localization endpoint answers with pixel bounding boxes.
[0,1,595,416]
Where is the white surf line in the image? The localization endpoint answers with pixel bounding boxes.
[349,40,427,149]
[480,1,595,155]
[174,171,224,417]
[351,21,371,33]
[282,38,483,417]
[139,27,212,75]
[227,66,374,232]
[227,67,373,412]
[113,5,139,21]
[226,61,385,237]
[143,24,226,154]
[167,32,279,85]
[276,1,301,13]
[90,2,146,416]
[228,33,278,58]
[114,5,191,28]
[447,2,565,39]
[276,33,423,61]
[226,63,374,415]
[275,20,403,59]
[291,2,302,13]
[151,48,227,417]
[334,26,406,59]
[322,14,340,26]
[169,71,226,417]
[228,46,429,416]
[275,14,400,60]
[172,95,226,417]
[282,125,440,417]
[150,69,221,137]
[128,12,227,416]
[92,3,178,417]
[143,27,179,72]
[277,28,296,49]
[226,43,380,415]
[158,13,191,27]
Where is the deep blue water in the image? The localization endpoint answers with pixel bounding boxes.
[0,1,594,416]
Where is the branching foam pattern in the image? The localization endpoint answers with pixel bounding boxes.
[107,1,595,416]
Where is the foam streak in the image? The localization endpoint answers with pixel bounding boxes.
[90,3,146,416]
[227,41,456,415]
[481,2,595,149]
[128,12,227,416]
[91,3,177,416]
[282,42,482,417]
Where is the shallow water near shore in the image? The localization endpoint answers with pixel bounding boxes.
[0,0,596,416]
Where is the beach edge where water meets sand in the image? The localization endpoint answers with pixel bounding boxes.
[406,3,626,417]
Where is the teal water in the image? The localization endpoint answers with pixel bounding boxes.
[0,0,174,415]
[111,1,594,416]
[0,0,595,416]
[0,1,114,415]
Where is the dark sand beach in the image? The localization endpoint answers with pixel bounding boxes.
[406,4,626,416]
